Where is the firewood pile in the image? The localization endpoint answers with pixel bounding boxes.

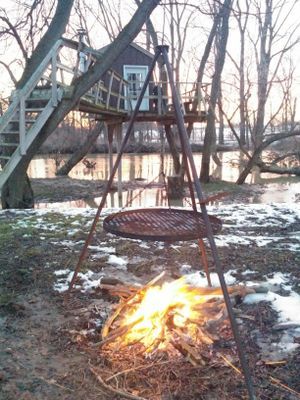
[96,272,255,365]
[86,272,257,399]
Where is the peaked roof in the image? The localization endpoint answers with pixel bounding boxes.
[129,42,154,58]
[98,42,154,58]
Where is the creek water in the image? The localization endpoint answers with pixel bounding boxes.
[28,151,300,208]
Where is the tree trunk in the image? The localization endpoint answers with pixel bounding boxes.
[164,124,181,174]
[200,115,216,182]
[1,0,74,208]
[236,130,300,184]
[239,28,246,146]
[235,0,250,147]
[218,90,224,145]
[236,151,300,184]
[1,160,34,208]
[1,0,161,209]
[200,0,232,183]
[17,0,74,90]
[56,121,104,176]
[252,0,272,148]
[191,6,222,112]
[258,163,300,176]
[236,153,259,184]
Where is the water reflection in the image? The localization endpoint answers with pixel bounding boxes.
[29,152,250,182]
[29,152,300,208]
[34,187,196,210]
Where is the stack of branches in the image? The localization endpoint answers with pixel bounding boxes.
[95,272,255,366]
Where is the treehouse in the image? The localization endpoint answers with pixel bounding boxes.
[0,37,207,190]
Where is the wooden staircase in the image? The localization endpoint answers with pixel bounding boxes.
[0,39,67,190]
[0,38,130,191]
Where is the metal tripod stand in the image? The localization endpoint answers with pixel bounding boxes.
[68,45,256,400]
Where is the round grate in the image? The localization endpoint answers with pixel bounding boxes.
[103,208,222,242]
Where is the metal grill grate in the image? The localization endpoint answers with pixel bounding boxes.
[103,208,222,242]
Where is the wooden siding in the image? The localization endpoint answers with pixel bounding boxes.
[111,44,154,76]
[103,44,155,111]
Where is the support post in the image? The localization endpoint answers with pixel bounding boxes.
[116,124,123,199]
[107,124,114,179]
[19,97,26,155]
[51,51,58,107]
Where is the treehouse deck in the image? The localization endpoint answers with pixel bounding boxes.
[78,99,207,124]
[0,37,207,191]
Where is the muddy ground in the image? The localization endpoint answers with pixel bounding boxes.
[0,178,300,399]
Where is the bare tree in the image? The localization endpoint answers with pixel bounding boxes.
[1,0,161,208]
[200,0,232,183]
[236,0,300,183]
[232,0,250,146]
[0,1,57,98]
[73,0,124,42]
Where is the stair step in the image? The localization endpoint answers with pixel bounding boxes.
[26,97,50,102]
[10,119,36,123]
[0,142,19,147]
[1,131,20,135]
[25,108,44,112]
[0,155,11,160]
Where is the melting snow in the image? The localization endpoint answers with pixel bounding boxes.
[88,245,115,254]
[53,269,104,293]
[184,270,237,287]
[242,271,300,357]
[107,254,128,269]
[5,203,298,356]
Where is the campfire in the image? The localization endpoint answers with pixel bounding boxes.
[98,272,254,363]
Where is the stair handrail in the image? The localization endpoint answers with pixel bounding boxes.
[0,39,65,134]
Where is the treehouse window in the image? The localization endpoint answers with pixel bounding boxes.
[123,65,149,111]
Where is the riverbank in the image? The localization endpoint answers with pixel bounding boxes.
[30,175,300,208]
[30,176,245,203]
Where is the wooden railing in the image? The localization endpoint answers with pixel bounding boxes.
[0,39,65,150]
[0,38,132,153]
[125,80,208,116]
[83,71,129,113]
[37,38,131,114]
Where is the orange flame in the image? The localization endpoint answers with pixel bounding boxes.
[117,277,213,351]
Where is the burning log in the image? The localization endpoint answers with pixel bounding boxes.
[96,317,144,347]
[97,273,255,365]
[101,271,166,339]
[99,283,138,299]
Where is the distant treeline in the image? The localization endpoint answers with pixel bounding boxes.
[40,112,238,155]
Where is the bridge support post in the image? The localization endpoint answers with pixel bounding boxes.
[107,122,123,204]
